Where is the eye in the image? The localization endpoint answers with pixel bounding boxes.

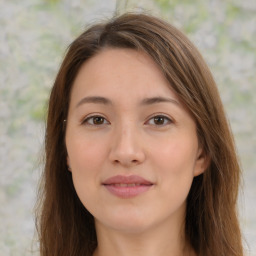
[82,115,110,126]
[146,115,172,126]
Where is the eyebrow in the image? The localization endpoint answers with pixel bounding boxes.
[76,96,179,108]
[76,96,112,108]
[140,96,180,106]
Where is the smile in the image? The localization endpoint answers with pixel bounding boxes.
[112,183,150,187]
[102,175,154,198]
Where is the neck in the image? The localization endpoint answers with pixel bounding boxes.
[93,219,195,256]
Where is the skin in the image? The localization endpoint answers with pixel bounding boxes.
[65,48,207,256]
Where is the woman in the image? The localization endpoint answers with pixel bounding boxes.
[36,13,244,256]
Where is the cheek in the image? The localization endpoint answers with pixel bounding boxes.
[152,137,198,172]
[150,136,198,197]
[67,135,107,171]
[66,137,108,204]
[66,138,107,211]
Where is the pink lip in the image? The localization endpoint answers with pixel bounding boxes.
[102,175,153,198]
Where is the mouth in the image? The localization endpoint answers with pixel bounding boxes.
[108,183,151,187]
[102,175,154,198]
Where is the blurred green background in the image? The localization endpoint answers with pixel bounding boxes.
[0,0,255,255]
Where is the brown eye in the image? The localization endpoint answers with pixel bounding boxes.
[154,116,165,125]
[93,116,105,125]
[82,115,110,126]
[146,115,172,126]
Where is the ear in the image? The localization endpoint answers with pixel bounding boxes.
[193,147,210,177]
[67,156,72,172]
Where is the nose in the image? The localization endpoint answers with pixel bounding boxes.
[109,124,146,167]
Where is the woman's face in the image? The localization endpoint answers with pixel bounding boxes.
[65,48,206,234]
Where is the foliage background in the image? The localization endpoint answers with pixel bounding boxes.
[0,0,255,255]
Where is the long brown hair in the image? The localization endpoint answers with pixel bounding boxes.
[35,13,243,256]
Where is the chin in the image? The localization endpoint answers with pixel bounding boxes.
[98,211,157,234]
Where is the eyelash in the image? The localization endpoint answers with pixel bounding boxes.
[81,115,110,126]
[81,114,173,127]
[146,115,173,126]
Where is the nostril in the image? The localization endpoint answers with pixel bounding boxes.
[112,158,140,166]
[109,144,146,166]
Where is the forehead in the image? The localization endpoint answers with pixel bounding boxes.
[70,48,179,103]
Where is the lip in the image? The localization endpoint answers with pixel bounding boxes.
[102,175,153,198]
